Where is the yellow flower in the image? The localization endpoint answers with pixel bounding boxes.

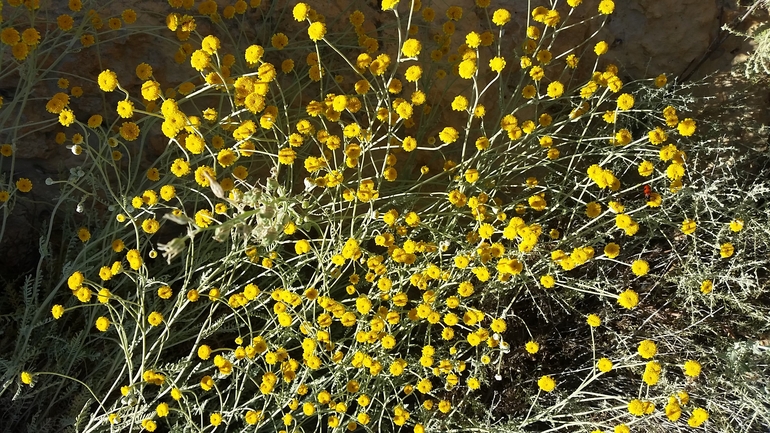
[700,280,713,294]
[157,285,172,299]
[537,375,555,392]
[20,371,33,385]
[594,40,609,55]
[59,108,75,127]
[644,362,663,386]
[417,378,433,394]
[452,95,469,111]
[380,0,398,10]
[402,38,421,57]
[465,32,481,48]
[117,100,134,118]
[308,22,326,41]
[77,227,91,242]
[666,397,683,420]
[148,311,163,326]
[135,63,153,80]
[0,144,13,157]
[603,242,620,258]
[539,275,555,288]
[488,56,506,73]
[655,73,667,87]
[464,168,481,184]
[597,357,613,372]
[549,146,562,160]
[617,93,634,110]
[729,219,744,232]
[141,219,160,234]
[16,178,33,193]
[156,402,169,417]
[525,341,539,354]
[195,209,214,228]
[52,304,65,319]
[492,8,511,25]
[98,70,119,92]
[190,50,210,71]
[648,127,668,144]
[678,118,696,136]
[278,147,296,165]
[586,314,601,327]
[637,339,657,359]
[458,59,477,79]
[615,128,632,145]
[95,316,110,332]
[1,28,21,46]
[681,219,697,235]
[683,360,701,377]
[120,122,140,141]
[529,65,544,81]
[528,194,546,211]
[522,85,537,99]
[598,0,615,14]
[647,192,662,207]
[439,127,459,144]
[631,259,649,276]
[617,289,639,309]
[210,413,222,426]
[547,81,564,98]
[586,202,602,218]
[295,239,311,255]
[719,243,734,258]
[628,399,647,416]
[688,408,709,427]
[666,162,685,180]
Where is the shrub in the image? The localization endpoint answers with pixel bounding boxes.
[2,1,770,432]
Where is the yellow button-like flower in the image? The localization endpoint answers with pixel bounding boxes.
[683,359,702,377]
[98,69,119,92]
[547,81,564,98]
[539,275,555,288]
[617,289,639,309]
[617,93,635,110]
[719,242,735,258]
[631,259,649,276]
[95,316,110,332]
[148,311,163,327]
[586,314,601,327]
[638,339,657,359]
[537,375,556,392]
[20,371,33,385]
[597,357,613,372]
[492,8,511,26]
[599,0,615,15]
[401,38,421,57]
[308,22,326,41]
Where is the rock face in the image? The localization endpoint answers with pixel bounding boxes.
[605,0,720,80]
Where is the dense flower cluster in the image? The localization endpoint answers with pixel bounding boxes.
[10,0,756,432]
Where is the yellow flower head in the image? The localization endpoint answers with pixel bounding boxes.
[638,339,657,359]
[537,375,555,392]
[631,259,649,276]
[586,314,601,327]
[683,359,702,377]
[308,22,326,41]
[617,289,639,309]
[719,243,734,258]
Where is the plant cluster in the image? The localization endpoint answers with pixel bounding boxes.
[2,0,769,433]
